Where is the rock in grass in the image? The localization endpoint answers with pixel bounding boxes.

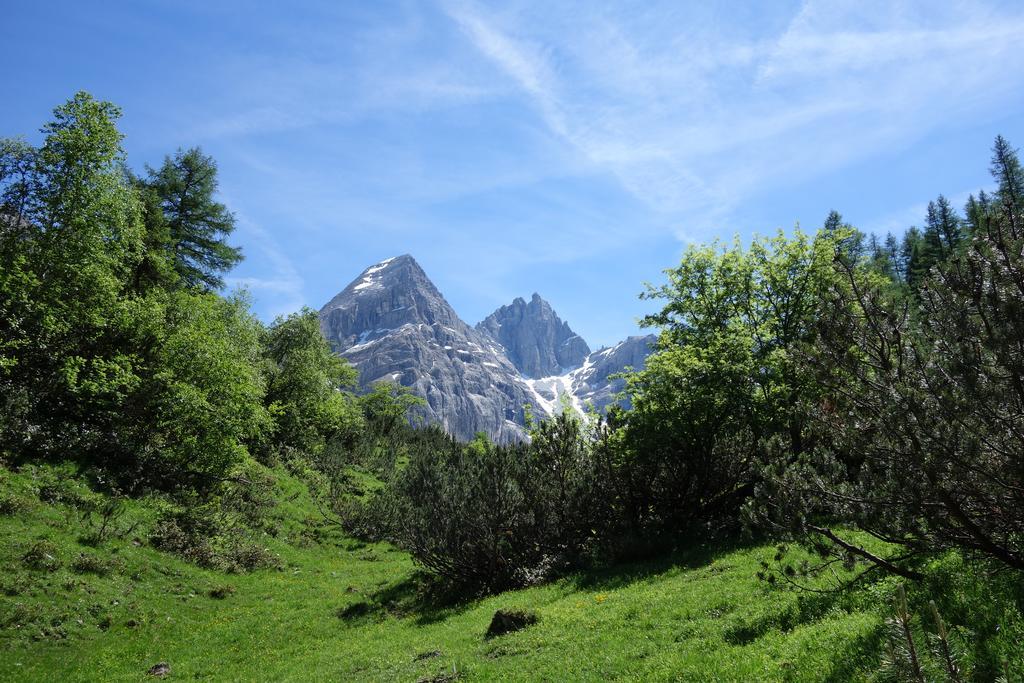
[485,609,538,639]
[147,662,170,677]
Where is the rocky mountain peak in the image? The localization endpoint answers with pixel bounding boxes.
[318,255,656,443]
[476,294,590,378]
[319,254,465,351]
[319,256,534,443]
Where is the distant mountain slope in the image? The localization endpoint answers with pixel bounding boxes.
[318,255,656,440]
[519,335,657,417]
[319,255,532,442]
[476,293,590,377]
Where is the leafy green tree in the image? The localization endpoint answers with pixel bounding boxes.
[0,92,146,457]
[121,290,272,485]
[144,148,242,290]
[0,93,266,487]
[261,309,362,460]
[359,381,424,439]
[616,227,843,538]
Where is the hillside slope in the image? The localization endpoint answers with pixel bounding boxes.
[0,464,895,682]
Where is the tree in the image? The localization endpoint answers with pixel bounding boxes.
[0,94,265,488]
[0,92,146,458]
[763,137,1024,576]
[616,227,844,539]
[144,148,242,290]
[260,308,362,460]
[119,290,272,485]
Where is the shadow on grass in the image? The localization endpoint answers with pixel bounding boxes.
[721,588,858,646]
[568,536,748,592]
[336,571,479,627]
[337,537,755,629]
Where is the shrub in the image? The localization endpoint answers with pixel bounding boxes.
[365,415,611,592]
[71,552,114,576]
[22,540,62,572]
[150,505,220,568]
[618,229,841,541]
[221,540,281,573]
[149,490,282,573]
[208,584,236,599]
[759,138,1024,578]
[0,490,26,515]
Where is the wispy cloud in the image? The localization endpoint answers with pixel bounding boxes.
[225,214,305,319]
[441,0,1024,237]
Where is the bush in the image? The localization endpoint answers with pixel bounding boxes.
[149,479,282,573]
[759,139,1024,578]
[0,490,26,515]
[21,540,62,572]
[71,552,115,576]
[618,230,841,541]
[364,415,612,592]
[150,505,220,568]
[208,584,236,599]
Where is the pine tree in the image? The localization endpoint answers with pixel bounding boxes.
[991,135,1024,214]
[145,148,242,290]
[964,192,989,237]
[885,233,904,282]
[902,227,928,289]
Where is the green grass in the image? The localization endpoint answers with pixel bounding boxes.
[0,462,1014,682]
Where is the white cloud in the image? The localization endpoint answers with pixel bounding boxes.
[225,215,306,319]
[441,0,1024,237]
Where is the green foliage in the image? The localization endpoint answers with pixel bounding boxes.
[131,290,271,483]
[363,412,612,591]
[0,94,283,488]
[0,92,146,461]
[765,137,1024,578]
[260,308,362,462]
[616,228,843,539]
[143,147,242,290]
[359,381,425,438]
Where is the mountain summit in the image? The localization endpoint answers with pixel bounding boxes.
[319,255,460,346]
[319,255,533,442]
[318,255,655,441]
[476,293,590,378]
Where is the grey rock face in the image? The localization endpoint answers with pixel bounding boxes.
[476,293,590,377]
[571,335,658,413]
[319,255,533,443]
[319,255,657,441]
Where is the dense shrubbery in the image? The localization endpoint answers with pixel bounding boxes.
[756,137,1024,580]
[259,309,363,464]
[608,229,841,541]
[346,412,614,591]
[0,93,363,496]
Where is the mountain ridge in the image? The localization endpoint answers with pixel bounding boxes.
[318,255,655,441]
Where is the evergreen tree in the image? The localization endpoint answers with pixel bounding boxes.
[884,232,904,281]
[145,148,242,290]
[924,195,963,258]
[991,135,1024,213]
[901,227,927,289]
[964,192,989,237]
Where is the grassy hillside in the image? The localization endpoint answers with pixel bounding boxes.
[0,462,1011,682]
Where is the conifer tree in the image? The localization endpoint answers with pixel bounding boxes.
[145,148,242,290]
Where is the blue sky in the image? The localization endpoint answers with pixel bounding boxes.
[5,1,1024,347]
